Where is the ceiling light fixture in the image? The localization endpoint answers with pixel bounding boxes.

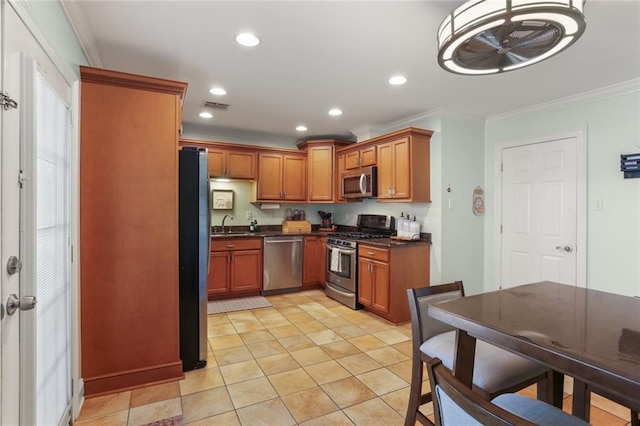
[437,0,586,75]
[296,125,308,132]
[209,87,227,96]
[389,75,407,85]
[199,112,213,119]
[236,32,260,47]
[328,108,343,116]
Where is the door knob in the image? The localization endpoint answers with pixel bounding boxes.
[555,245,574,252]
[5,294,37,316]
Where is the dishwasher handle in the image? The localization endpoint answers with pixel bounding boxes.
[264,238,303,244]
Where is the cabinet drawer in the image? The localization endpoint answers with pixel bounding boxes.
[358,245,390,262]
[211,238,262,252]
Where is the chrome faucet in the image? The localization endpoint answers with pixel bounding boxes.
[221,214,234,233]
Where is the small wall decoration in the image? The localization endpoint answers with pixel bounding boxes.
[472,186,485,216]
[212,189,234,210]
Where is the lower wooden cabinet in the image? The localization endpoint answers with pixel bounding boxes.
[209,238,262,299]
[357,243,430,324]
[302,236,327,289]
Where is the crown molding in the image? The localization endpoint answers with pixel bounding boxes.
[352,108,485,139]
[60,0,103,68]
[487,78,640,124]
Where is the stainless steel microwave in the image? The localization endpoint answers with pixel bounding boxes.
[342,166,378,199]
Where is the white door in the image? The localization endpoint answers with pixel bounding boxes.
[500,136,581,288]
[2,3,73,424]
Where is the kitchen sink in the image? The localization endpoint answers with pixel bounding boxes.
[211,232,253,237]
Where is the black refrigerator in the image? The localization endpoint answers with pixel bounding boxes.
[178,147,210,371]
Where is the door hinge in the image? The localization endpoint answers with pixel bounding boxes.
[500,163,503,172]
[71,379,74,397]
[1,91,18,110]
[500,225,503,234]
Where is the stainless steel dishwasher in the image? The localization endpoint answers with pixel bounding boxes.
[262,236,303,295]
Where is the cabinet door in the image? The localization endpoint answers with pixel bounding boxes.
[336,153,346,202]
[317,237,327,286]
[358,258,373,307]
[283,155,306,201]
[257,153,283,200]
[208,251,230,295]
[345,151,361,170]
[303,237,319,284]
[227,151,255,179]
[208,149,226,178]
[377,141,395,199]
[308,146,333,201]
[360,146,377,167]
[230,250,262,291]
[391,138,410,199]
[371,260,390,313]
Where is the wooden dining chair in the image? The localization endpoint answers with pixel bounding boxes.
[405,282,558,426]
[427,357,588,426]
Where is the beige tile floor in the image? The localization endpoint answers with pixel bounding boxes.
[75,289,634,425]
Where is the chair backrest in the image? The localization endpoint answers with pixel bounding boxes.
[407,281,465,346]
[427,358,536,426]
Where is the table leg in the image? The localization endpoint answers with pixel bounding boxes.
[453,329,476,388]
[572,379,591,422]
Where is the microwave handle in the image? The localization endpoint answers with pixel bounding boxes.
[359,173,366,195]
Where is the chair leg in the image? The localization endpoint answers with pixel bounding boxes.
[631,410,639,426]
[572,380,591,422]
[405,358,428,426]
[536,370,563,408]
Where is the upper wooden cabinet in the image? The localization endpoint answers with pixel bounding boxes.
[345,145,376,170]
[256,152,307,201]
[179,140,256,180]
[79,66,186,396]
[297,139,353,202]
[208,148,255,179]
[375,128,432,202]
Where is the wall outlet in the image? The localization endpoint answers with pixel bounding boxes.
[245,211,252,220]
[594,198,604,211]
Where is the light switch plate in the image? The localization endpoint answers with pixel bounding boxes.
[245,211,252,220]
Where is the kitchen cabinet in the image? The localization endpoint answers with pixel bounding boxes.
[357,242,430,324]
[255,152,307,201]
[336,153,346,202]
[345,145,376,170]
[297,139,353,202]
[375,128,432,202]
[79,66,186,396]
[208,148,255,179]
[303,236,320,286]
[209,238,262,299]
[302,236,328,289]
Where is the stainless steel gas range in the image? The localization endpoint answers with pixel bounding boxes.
[325,214,394,309]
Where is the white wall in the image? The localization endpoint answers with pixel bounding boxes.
[484,86,640,297]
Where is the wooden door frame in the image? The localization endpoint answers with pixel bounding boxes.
[492,130,588,291]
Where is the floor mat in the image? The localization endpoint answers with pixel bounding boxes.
[207,296,272,314]
[142,415,184,426]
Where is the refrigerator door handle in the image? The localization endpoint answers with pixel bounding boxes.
[206,174,211,274]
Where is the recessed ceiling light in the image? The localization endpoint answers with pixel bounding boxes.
[296,125,308,132]
[236,32,260,47]
[328,108,343,116]
[199,112,213,119]
[389,75,408,85]
[209,87,227,96]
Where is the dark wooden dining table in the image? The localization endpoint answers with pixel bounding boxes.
[428,281,640,422]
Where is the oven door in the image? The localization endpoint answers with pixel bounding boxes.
[326,243,356,292]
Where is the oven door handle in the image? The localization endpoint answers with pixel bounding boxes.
[327,282,356,297]
[327,244,356,254]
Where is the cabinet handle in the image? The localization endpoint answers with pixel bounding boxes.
[367,252,375,256]
[228,254,231,264]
